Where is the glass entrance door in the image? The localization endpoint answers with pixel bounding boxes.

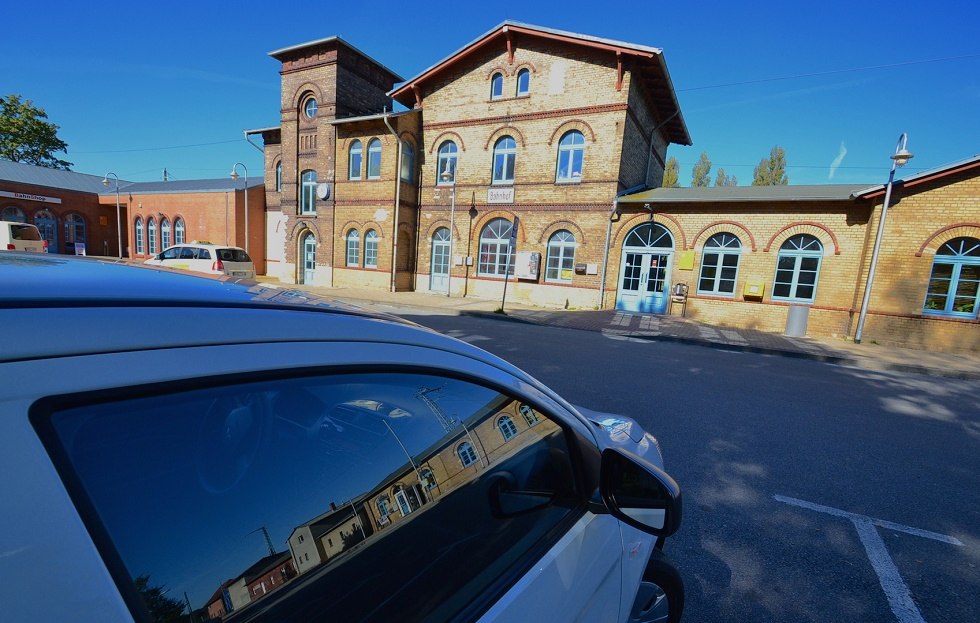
[616,252,672,313]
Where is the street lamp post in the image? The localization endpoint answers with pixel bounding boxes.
[230,163,249,252]
[101,172,122,258]
[441,164,456,298]
[854,133,913,344]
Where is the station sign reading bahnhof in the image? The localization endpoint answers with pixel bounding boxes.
[0,190,63,204]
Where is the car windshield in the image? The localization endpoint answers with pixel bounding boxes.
[219,248,251,262]
[39,371,578,622]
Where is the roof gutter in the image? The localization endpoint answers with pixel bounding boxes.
[244,130,265,154]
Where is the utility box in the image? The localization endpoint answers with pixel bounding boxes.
[785,304,809,337]
[743,280,765,299]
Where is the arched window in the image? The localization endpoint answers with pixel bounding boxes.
[364,229,379,268]
[275,161,282,192]
[301,170,317,214]
[34,210,57,252]
[698,233,742,296]
[1,206,25,222]
[147,217,158,255]
[174,217,185,245]
[376,495,391,518]
[346,229,360,267]
[497,416,518,441]
[457,441,478,467]
[436,141,458,185]
[519,404,541,427]
[772,234,823,302]
[516,68,530,96]
[134,217,144,255]
[490,72,504,99]
[545,230,576,283]
[923,237,980,318]
[349,140,362,180]
[400,142,415,182]
[492,136,516,184]
[624,223,674,249]
[556,131,586,182]
[160,218,171,250]
[478,218,514,277]
[367,138,382,179]
[64,214,86,251]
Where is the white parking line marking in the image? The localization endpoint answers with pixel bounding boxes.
[774,495,963,623]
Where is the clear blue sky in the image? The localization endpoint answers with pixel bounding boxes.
[4,0,977,187]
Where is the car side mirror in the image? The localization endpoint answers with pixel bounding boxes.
[599,448,682,537]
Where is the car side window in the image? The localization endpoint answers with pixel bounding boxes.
[179,247,196,260]
[196,248,211,260]
[37,371,580,622]
[159,247,181,260]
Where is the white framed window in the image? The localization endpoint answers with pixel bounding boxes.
[492,136,516,184]
[478,218,514,277]
[301,170,317,214]
[160,218,171,250]
[134,217,144,255]
[1,206,25,222]
[174,217,185,245]
[556,131,585,182]
[304,97,318,119]
[346,229,360,267]
[490,72,504,99]
[147,217,157,255]
[436,141,457,185]
[772,234,822,302]
[516,68,530,96]
[364,229,378,268]
[698,233,742,296]
[923,236,980,318]
[497,416,517,441]
[367,138,382,179]
[349,140,362,180]
[457,441,478,467]
[275,161,282,192]
[545,230,576,283]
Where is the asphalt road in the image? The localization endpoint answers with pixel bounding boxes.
[401,310,980,623]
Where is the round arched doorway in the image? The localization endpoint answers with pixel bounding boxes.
[615,222,675,313]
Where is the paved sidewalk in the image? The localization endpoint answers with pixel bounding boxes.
[266,281,980,381]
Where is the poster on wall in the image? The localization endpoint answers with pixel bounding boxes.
[514,251,540,280]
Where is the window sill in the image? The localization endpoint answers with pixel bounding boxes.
[554,179,583,185]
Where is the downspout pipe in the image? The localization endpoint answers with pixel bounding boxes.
[598,198,619,309]
[383,109,403,293]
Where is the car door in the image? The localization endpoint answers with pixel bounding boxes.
[9,339,624,622]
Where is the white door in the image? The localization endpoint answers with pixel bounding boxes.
[430,227,450,292]
[302,234,316,284]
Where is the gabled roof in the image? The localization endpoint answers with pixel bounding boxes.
[0,159,118,194]
[620,184,873,204]
[388,21,691,146]
[268,36,403,83]
[853,154,980,199]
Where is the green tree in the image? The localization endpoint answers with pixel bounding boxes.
[0,94,72,170]
[133,575,188,623]
[662,156,680,188]
[691,152,712,187]
[752,146,788,185]
[715,168,737,187]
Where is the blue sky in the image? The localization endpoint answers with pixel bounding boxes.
[3,0,977,187]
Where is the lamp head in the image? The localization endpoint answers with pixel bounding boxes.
[102,177,110,187]
[891,148,913,167]
[230,169,240,180]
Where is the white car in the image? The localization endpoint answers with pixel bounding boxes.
[0,253,683,623]
[0,220,47,252]
[144,242,255,278]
